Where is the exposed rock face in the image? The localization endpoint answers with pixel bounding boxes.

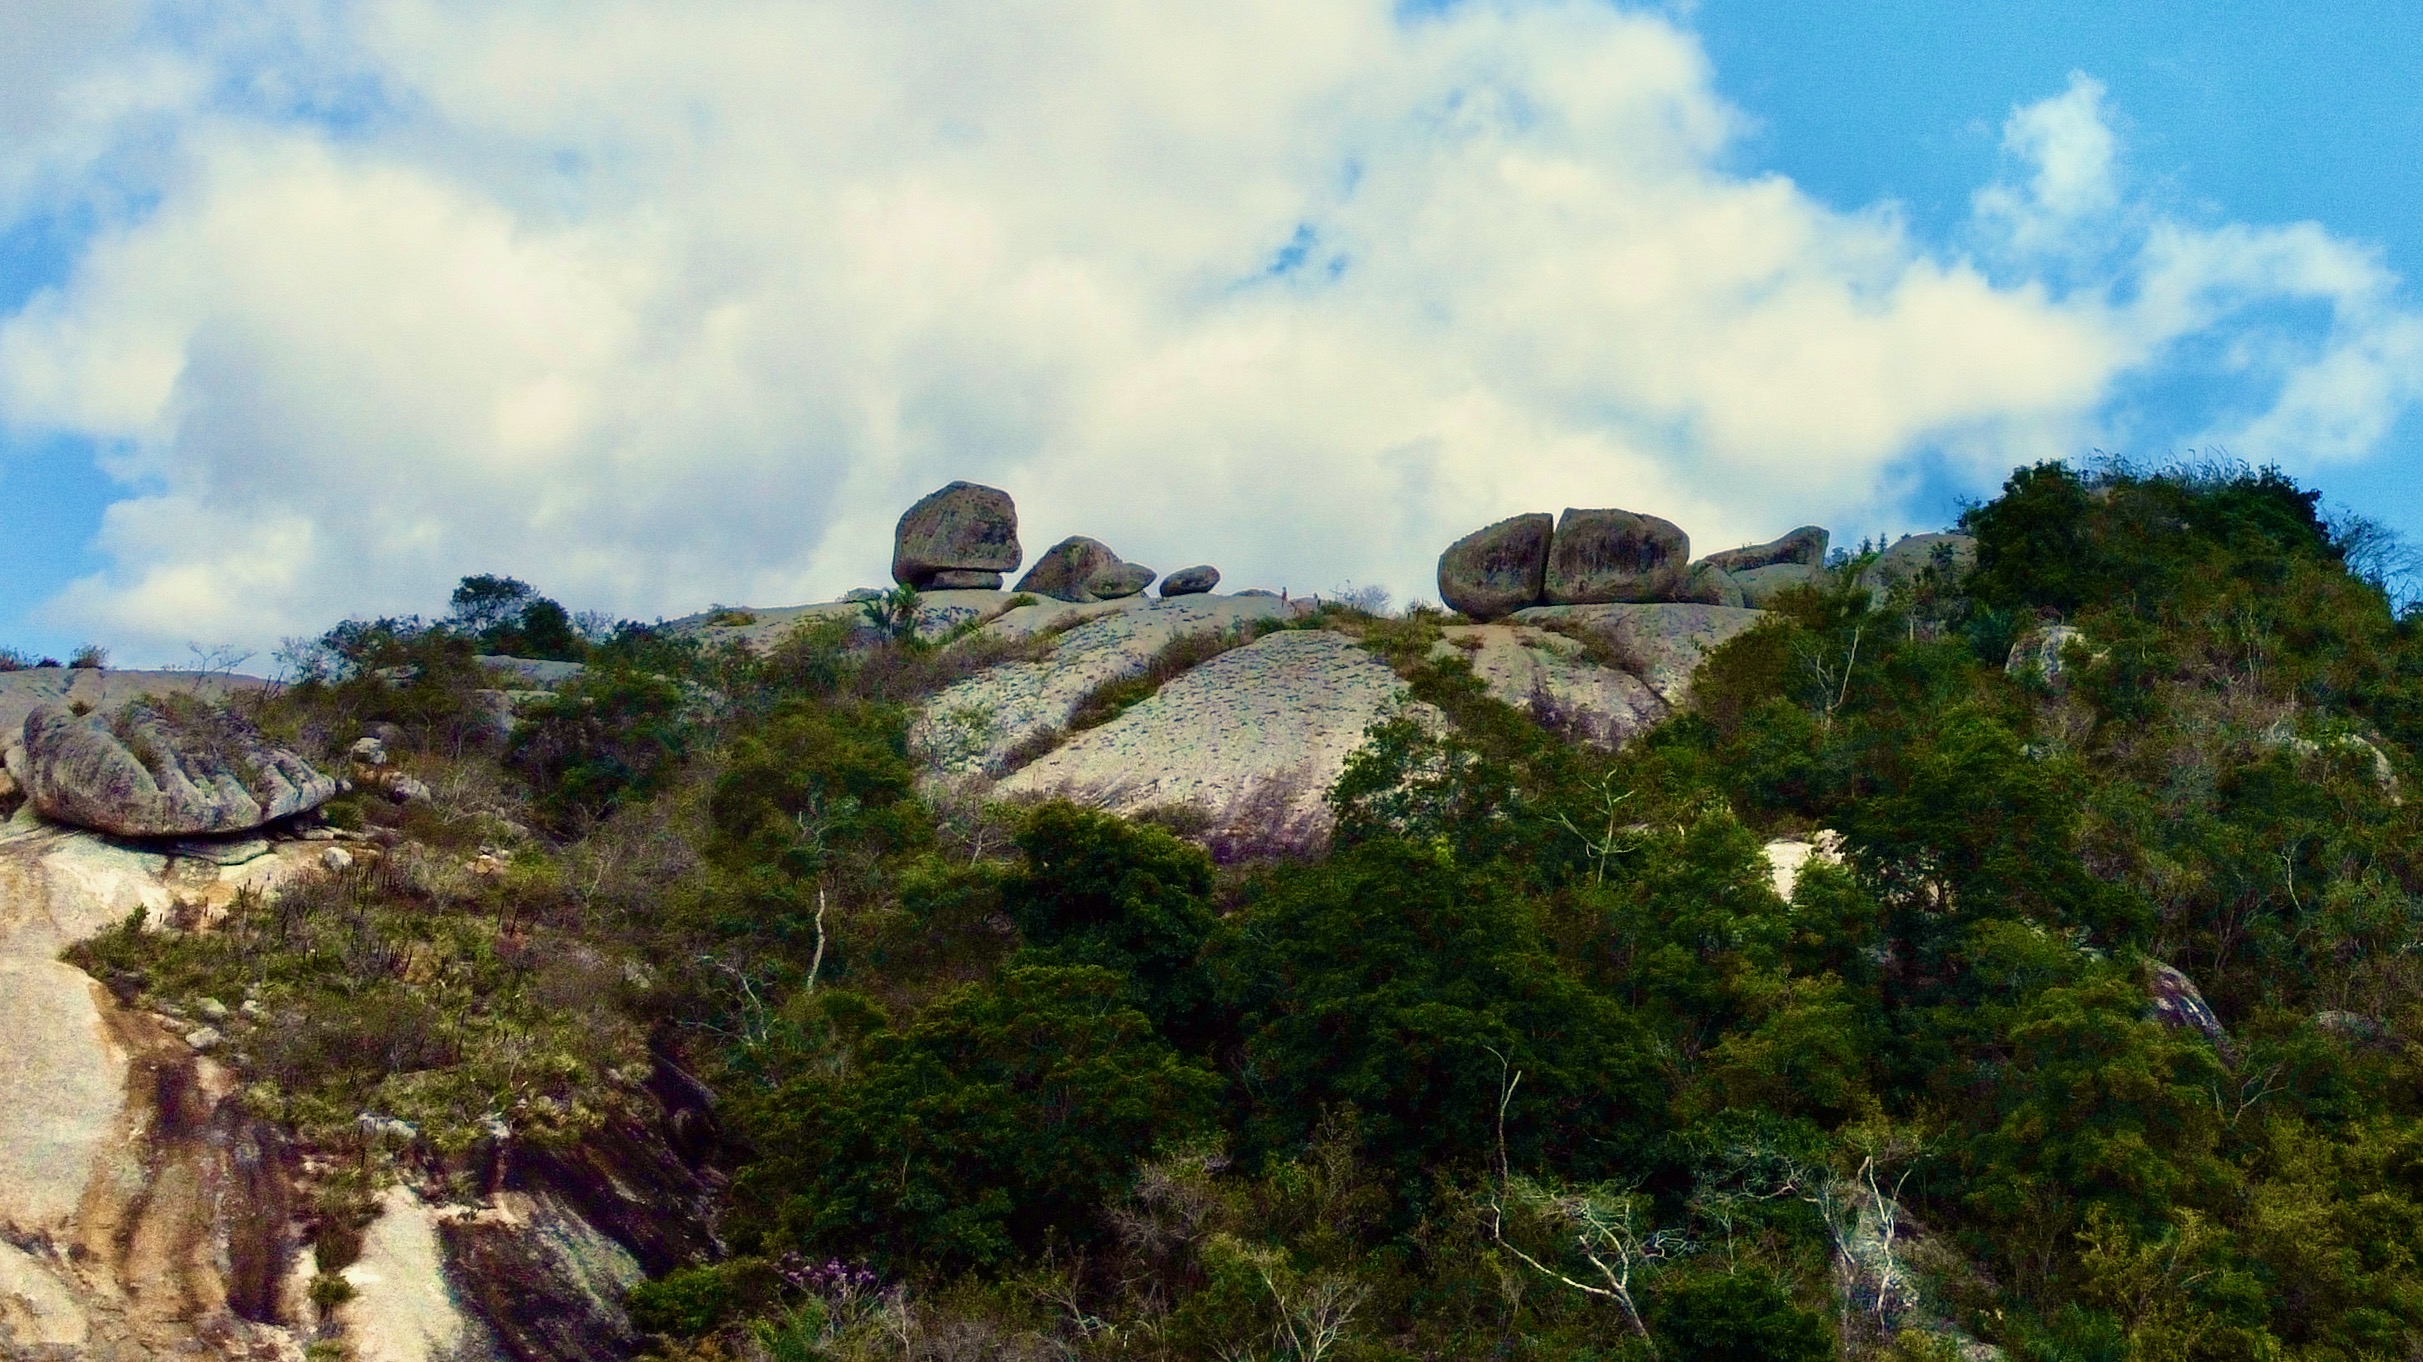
[1085,562,1157,600]
[2146,960,2232,1059]
[891,481,1022,588]
[1160,566,1220,597]
[1542,508,1690,606]
[2005,624,2090,681]
[1857,532,1977,600]
[0,820,716,1361]
[670,589,1020,650]
[1016,536,1126,603]
[1760,831,1844,901]
[915,595,1294,775]
[1512,603,1767,709]
[1432,626,1666,749]
[995,630,1416,853]
[19,702,338,839]
[1731,561,1823,607]
[1437,513,1552,621]
[1700,525,1829,575]
[0,822,323,1360]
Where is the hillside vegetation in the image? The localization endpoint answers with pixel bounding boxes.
[62,461,2423,1362]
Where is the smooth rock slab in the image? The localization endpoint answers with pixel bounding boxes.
[19,703,337,839]
[1432,626,1666,748]
[1437,513,1552,621]
[996,630,1414,844]
[916,595,1294,775]
[1511,603,1768,710]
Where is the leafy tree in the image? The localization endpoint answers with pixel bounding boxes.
[1000,802,1218,1042]
[1649,1268,1833,1362]
[506,670,693,828]
[737,964,1220,1271]
[1212,839,1663,1199]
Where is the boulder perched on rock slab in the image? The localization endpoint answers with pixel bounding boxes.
[926,569,1004,590]
[1856,532,1976,601]
[1161,565,1220,597]
[1700,525,1829,575]
[17,701,338,838]
[891,482,1022,588]
[1438,513,1552,621]
[1016,536,1125,602]
[1542,508,1690,606]
[1086,562,1157,600]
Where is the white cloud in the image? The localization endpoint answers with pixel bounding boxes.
[1,1,2418,658]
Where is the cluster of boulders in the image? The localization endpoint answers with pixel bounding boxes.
[889,481,1222,602]
[1438,508,1830,621]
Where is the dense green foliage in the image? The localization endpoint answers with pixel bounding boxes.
[64,462,2423,1360]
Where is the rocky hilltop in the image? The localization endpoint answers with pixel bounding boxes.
[14,462,2401,1362]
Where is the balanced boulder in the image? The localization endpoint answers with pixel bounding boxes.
[1161,565,1220,597]
[17,701,337,838]
[1016,536,1126,602]
[1086,562,1157,600]
[1542,508,1689,605]
[1672,562,1746,608]
[892,482,1022,589]
[1699,525,1829,575]
[1437,513,1552,621]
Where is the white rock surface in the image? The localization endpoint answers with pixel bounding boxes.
[996,630,1415,841]
[916,594,1295,774]
[1431,625,1666,748]
[340,1187,499,1362]
[1760,832,1843,901]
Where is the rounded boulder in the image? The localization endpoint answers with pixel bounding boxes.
[892,482,1022,588]
[1438,513,1553,621]
[1543,508,1689,605]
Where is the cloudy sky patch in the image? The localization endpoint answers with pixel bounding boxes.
[2,0,2418,660]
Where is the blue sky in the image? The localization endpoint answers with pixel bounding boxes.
[3,1,2419,661]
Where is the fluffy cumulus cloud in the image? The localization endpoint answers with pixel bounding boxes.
[1,0,2418,657]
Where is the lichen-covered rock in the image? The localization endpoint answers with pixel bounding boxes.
[1699,525,1829,574]
[1512,602,1767,710]
[1672,561,1746,607]
[1542,508,1690,605]
[1431,625,1666,748]
[995,630,1414,851]
[1161,565,1220,597]
[1086,562,1157,600]
[2005,624,2091,681]
[2146,960,2231,1057]
[19,702,338,838]
[1856,532,1977,600]
[915,595,1294,774]
[891,481,1022,588]
[1437,513,1552,621]
[1016,536,1125,602]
